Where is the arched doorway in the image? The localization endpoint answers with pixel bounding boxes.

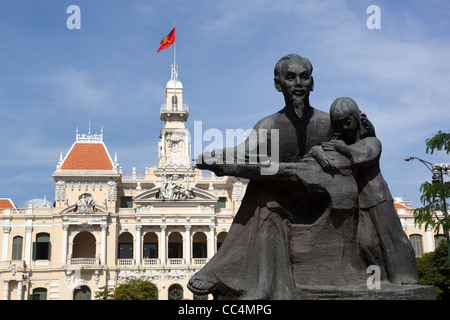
[168,284,183,300]
[118,232,134,260]
[217,232,228,252]
[168,232,183,260]
[73,285,91,300]
[143,232,158,260]
[30,288,47,300]
[72,231,96,258]
[193,232,207,259]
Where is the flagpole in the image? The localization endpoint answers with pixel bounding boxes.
[173,22,177,105]
[174,22,176,66]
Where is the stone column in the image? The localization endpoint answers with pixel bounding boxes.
[185,132,188,157]
[24,226,33,266]
[209,226,215,259]
[16,280,23,300]
[136,226,142,266]
[426,227,434,252]
[101,225,107,265]
[161,226,167,265]
[161,132,166,156]
[61,226,68,265]
[2,227,11,261]
[3,281,9,300]
[185,225,191,265]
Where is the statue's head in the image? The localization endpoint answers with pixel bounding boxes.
[330,97,363,139]
[274,54,314,106]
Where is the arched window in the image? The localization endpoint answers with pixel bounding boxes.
[193,232,207,259]
[73,286,91,300]
[434,234,446,248]
[168,232,183,259]
[118,232,134,259]
[143,232,158,259]
[168,284,183,300]
[410,234,424,257]
[216,232,228,252]
[33,233,51,260]
[30,288,47,300]
[12,236,23,260]
[72,232,96,258]
[171,95,178,111]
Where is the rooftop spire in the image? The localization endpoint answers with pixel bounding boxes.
[166,63,183,89]
[171,63,178,82]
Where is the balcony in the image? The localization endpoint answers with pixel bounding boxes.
[143,258,159,265]
[70,258,99,266]
[193,258,208,265]
[160,104,189,121]
[122,174,146,180]
[168,258,184,265]
[118,259,134,266]
[160,104,189,114]
[0,207,53,215]
[201,174,224,181]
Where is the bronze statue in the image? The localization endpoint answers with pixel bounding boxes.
[188,54,426,300]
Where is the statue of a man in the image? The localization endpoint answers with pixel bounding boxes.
[188,54,423,300]
[188,54,334,299]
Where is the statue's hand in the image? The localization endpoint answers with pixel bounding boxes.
[309,145,337,172]
[316,155,336,172]
[194,150,228,176]
[322,141,335,151]
[210,149,224,162]
[331,139,346,147]
[194,150,222,166]
[323,140,347,153]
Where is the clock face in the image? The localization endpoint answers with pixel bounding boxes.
[171,142,179,151]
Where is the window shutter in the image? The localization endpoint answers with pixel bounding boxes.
[32,242,36,260]
[47,242,51,260]
[12,236,23,260]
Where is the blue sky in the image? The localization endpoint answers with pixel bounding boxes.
[0,0,449,208]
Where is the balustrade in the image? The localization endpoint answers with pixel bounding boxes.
[118,259,134,266]
[71,258,97,265]
[168,258,184,265]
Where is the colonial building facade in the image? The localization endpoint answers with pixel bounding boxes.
[394,197,447,257]
[0,63,247,300]
[0,64,445,300]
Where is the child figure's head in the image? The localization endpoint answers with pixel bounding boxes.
[330,97,363,141]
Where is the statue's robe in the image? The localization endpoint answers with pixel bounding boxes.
[189,106,351,299]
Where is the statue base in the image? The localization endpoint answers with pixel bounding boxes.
[295,283,436,300]
[289,208,435,300]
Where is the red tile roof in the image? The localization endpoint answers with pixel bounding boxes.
[61,142,114,171]
[0,198,17,209]
[394,202,409,209]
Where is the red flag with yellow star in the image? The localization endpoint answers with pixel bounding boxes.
[157,27,176,52]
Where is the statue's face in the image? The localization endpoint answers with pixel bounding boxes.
[333,114,359,139]
[275,59,313,105]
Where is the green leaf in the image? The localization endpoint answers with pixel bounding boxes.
[425,131,450,154]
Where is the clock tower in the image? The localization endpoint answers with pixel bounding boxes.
[158,63,191,169]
